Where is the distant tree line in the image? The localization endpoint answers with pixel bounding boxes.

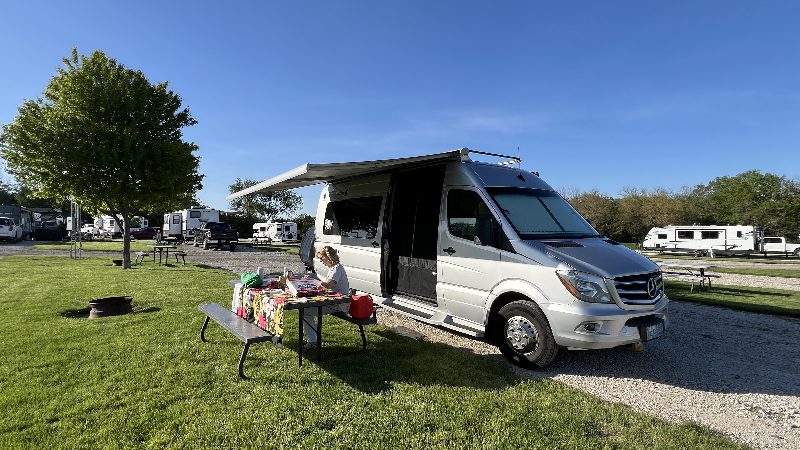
[563,170,800,243]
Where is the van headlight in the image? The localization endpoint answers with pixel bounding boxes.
[556,270,614,304]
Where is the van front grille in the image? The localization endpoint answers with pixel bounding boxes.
[613,271,663,305]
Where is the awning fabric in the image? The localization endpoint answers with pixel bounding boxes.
[226,149,465,200]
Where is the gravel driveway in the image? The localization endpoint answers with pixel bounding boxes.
[3,242,799,449]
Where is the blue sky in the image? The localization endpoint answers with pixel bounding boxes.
[2,1,798,216]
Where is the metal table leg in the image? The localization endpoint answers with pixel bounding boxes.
[317,305,323,360]
[238,343,251,380]
[200,316,210,342]
[298,307,304,367]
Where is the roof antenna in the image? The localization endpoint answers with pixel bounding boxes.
[516,147,525,181]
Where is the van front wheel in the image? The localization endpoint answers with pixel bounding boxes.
[494,300,558,369]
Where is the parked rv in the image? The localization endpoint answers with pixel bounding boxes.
[761,237,800,256]
[641,225,762,257]
[252,222,298,244]
[96,216,122,238]
[162,208,220,242]
[0,205,34,240]
[228,148,668,369]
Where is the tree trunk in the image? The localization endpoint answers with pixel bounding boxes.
[121,207,131,269]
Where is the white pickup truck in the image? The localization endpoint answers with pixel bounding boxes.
[762,237,800,256]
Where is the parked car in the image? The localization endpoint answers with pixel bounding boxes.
[31,226,68,241]
[193,222,238,251]
[81,224,100,237]
[130,227,159,240]
[0,217,23,242]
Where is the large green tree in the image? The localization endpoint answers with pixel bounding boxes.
[0,48,203,267]
[695,170,800,237]
[228,178,302,222]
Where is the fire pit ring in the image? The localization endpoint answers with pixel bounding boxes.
[89,296,133,318]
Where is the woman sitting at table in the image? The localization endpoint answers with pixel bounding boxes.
[302,246,350,349]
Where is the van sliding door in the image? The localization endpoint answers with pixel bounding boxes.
[382,166,445,303]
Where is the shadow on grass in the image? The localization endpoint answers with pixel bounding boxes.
[59,306,161,319]
[283,327,518,394]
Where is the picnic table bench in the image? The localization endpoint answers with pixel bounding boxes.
[134,251,149,265]
[173,251,188,265]
[661,271,706,292]
[198,303,274,380]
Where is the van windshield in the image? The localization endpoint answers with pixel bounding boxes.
[486,187,600,239]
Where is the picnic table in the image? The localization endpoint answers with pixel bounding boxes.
[147,244,177,265]
[654,261,719,292]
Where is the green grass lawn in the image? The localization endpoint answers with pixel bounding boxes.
[666,280,800,317]
[31,240,156,252]
[0,256,747,449]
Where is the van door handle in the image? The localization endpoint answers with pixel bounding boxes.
[443,247,456,255]
[371,241,379,247]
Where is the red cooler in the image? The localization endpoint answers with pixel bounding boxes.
[349,295,374,319]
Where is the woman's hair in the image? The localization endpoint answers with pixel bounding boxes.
[315,246,340,264]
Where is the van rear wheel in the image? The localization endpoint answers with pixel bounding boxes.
[494,300,558,369]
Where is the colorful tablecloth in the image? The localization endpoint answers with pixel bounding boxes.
[231,283,349,349]
[232,284,287,347]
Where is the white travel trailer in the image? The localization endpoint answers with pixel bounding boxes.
[252,222,298,243]
[163,207,220,241]
[96,215,122,238]
[228,148,668,369]
[641,225,762,257]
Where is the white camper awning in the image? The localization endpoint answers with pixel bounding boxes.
[226,149,466,200]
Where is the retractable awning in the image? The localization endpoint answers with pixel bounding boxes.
[226,149,466,200]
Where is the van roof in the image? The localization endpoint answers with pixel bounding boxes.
[227,149,468,200]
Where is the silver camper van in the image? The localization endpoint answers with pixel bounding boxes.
[228,149,668,368]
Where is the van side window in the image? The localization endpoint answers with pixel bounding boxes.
[172,216,181,225]
[190,211,201,218]
[657,234,667,239]
[700,231,719,239]
[323,196,383,239]
[677,230,693,239]
[447,189,510,250]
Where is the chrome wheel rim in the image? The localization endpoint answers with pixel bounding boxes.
[504,315,538,353]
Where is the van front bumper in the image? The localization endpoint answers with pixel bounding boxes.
[543,295,669,349]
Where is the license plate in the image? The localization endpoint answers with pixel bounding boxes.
[640,321,664,341]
